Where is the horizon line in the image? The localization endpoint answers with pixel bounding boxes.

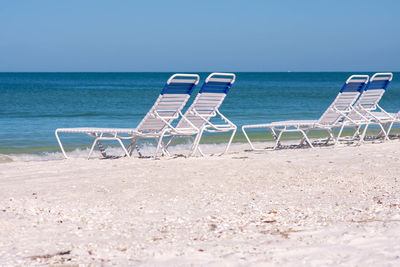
[1,70,399,73]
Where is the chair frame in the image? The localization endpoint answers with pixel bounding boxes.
[163,73,237,157]
[55,74,200,159]
[241,75,369,150]
[336,73,393,144]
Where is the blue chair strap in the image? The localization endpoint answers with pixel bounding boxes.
[161,82,197,95]
[160,74,199,95]
[365,79,391,91]
[199,81,233,94]
[340,81,367,93]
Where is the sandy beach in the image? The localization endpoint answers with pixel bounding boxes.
[2,0,399,265]
[1,141,400,266]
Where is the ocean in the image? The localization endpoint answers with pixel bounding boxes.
[1,72,399,161]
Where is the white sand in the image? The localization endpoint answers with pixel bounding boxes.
[1,142,400,266]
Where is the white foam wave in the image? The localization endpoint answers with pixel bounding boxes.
[0,142,237,163]
[1,151,64,162]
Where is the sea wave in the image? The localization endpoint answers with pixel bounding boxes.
[0,142,239,163]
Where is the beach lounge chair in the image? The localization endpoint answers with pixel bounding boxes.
[55,74,200,159]
[242,75,369,150]
[163,73,237,156]
[337,73,394,143]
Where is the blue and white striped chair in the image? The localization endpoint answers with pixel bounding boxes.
[55,74,199,159]
[337,73,394,143]
[242,75,369,150]
[164,73,237,156]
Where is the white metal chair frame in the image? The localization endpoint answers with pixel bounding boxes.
[242,75,369,150]
[242,110,350,151]
[126,108,201,158]
[336,73,394,144]
[163,73,237,156]
[55,74,200,159]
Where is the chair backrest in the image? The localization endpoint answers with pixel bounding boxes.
[317,75,369,125]
[347,73,392,121]
[355,72,392,110]
[176,72,236,130]
[136,74,199,133]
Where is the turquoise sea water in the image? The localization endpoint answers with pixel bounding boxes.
[1,72,399,160]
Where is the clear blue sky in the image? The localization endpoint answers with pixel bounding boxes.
[1,0,399,72]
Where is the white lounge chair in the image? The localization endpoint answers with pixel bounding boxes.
[337,73,393,144]
[242,75,369,150]
[163,73,237,156]
[55,74,200,159]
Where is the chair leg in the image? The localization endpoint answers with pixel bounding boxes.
[155,138,163,158]
[164,136,175,150]
[222,127,237,155]
[190,129,205,157]
[241,126,278,151]
[116,138,130,157]
[377,123,389,141]
[242,126,257,151]
[187,136,196,156]
[161,142,171,156]
[186,135,204,157]
[299,129,310,146]
[299,129,314,148]
[270,128,278,141]
[155,130,169,158]
[352,126,361,140]
[324,133,331,144]
[159,136,175,157]
[197,146,205,157]
[376,123,386,139]
[386,121,395,139]
[358,124,369,145]
[127,138,139,157]
[273,130,284,150]
[326,129,335,145]
[88,138,99,159]
[269,128,279,148]
[336,124,346,145]
[55,130,69,159]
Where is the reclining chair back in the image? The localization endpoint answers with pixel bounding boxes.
[317,75,369,125]
[176,73,235,130]
[348,73,393,121]
[136,74,199,133]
